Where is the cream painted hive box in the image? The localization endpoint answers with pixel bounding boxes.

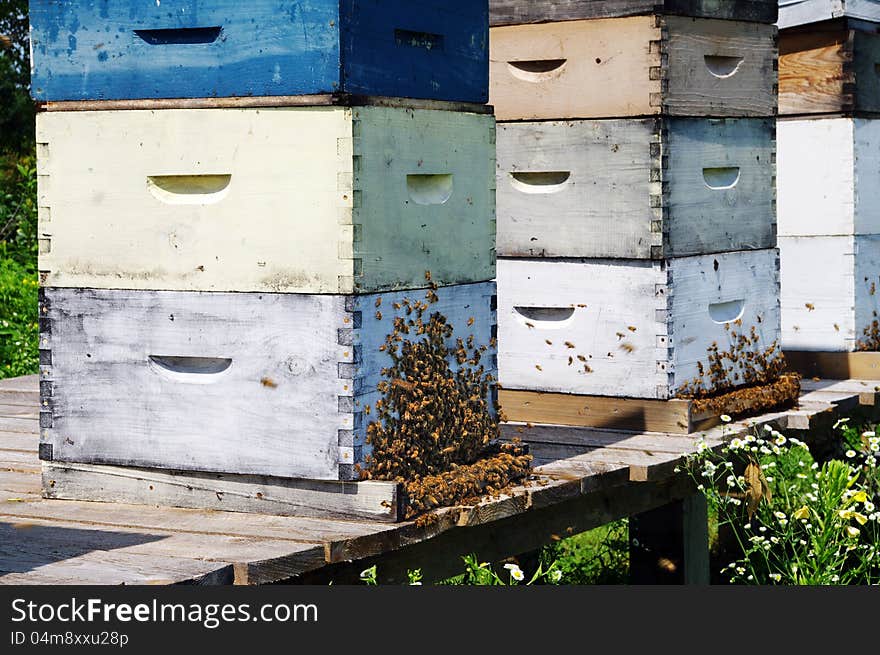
[489,15,777,121]
[780,236,880,352]
[778,117,880,237]
[36,106,495,294]
[496,117,776,259]
[497,250,781,400]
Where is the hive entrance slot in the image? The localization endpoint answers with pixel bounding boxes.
[406,174,454,205]
[510,171,571,194]
[708,300,745,324]
[513,306,576,329]
[134,27,223,45]
[507,59,567,82]
[702,167,740,190]
[147,174,232,205]
[149,356,232,383]
[704,55,743,78]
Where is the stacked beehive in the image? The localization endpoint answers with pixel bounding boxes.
[29,0,496,518]
[490,0,782,431]
[777,1,880,360]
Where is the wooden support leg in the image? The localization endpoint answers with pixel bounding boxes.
[629,493,709,585]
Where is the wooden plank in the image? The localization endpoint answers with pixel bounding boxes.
[503,422,722,453]
[489,17,775,121]
[0,375,38,392]
[783,401,839,430]
[42,462,402,523]
[785,350,880,380]
[0,450,41,474]
[0,391,39,407]
[525,441,687,482]
[0,434,38,452]
[40,95,494,114]
[496,117,775,260]
[0,417,38,434]
[0,499,395,547]
[38,107,494,295]
[0,404,39,419]
[489,0,778,26]
[30,0,488,104]
[42,283,495,480]
[0,518,323,583]
[799,378,880,405]
[0,470,41,496]
[500,389,693,434]
[779,28,851,116]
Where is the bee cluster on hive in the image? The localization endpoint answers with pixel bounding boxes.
[358,272,532,521]
[676,321,800,419]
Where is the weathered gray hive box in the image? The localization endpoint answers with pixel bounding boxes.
[497,250,781,400]
[39,283,497,482]
[497,117,776,259]
[490,0,779,25]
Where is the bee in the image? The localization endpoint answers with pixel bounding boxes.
[260,377,277,388]
[564,341,576,349]
[577,355,586,362]
[620,343,635,353]
[628,326,637,332]
[834,323,840,331]
[467,317,475,326]
[545,339,553,346]
[535,364,543,371]
[375,310,383,320]
[615,332,625,340]
[525,322,535,329]
[568,356,574,366]
[375,297,382,308]
[805,303,815,311]
[577,304,587,308]
[583,364,592,373]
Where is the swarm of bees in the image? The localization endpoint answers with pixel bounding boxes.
[676,322,800,419]
[358,272,532,520]
[856,310,880,351]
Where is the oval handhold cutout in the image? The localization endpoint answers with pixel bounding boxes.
[507,59,567,82]
[147,174,232,205]
[513,306,576,329]
[149,356,232,383]
[708,300,745,324]
[406,174,453,205]
[704,55,743,78]
[509,171,571,194]
[702,167,740,190]
[135,27,223,45]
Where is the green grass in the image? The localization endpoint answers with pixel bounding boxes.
[541,520,630,584]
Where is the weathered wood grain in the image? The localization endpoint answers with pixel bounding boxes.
[30,0,488,103]
[497,250,781,399]
[0,417,37,434]
[785,350,880,379]
[497,117,775,259]
[37,106,494,295]
[42,462,401,523]
[779,0,880,29]
[503,423,722,453]
[780,235,880,351]
[779,28,852,115]
[490,0,778,26]
[0,375,38,392]
[489,16,776,120]
[0,470,41,496]
[40,283,495,481]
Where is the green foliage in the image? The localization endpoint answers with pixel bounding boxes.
[0,0,35,152]
[686,424,880,585]
[0,252,38,379]
[540,521,629,584]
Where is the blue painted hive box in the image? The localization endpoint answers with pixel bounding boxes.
[29,0,489,103]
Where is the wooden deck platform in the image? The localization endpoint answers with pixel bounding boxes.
[0,374,874,585]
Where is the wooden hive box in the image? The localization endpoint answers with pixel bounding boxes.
[29,0,488,103]
[497,249,781,401]
[778,117,880,237]
[489,15,777,121]
[490,0,778,26]
[778,0,880,29]
[497,117,776,259]
[779,18,880,116]
[36,105,495,295]
[38,282,497,483]
[780,235,880,351]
